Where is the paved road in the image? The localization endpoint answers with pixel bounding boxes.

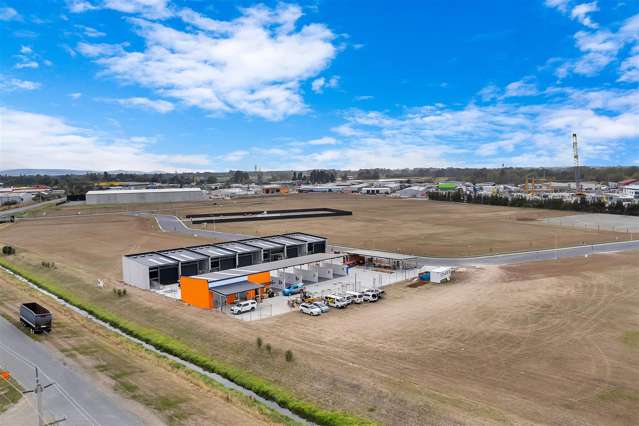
[0,198,66,219]
[334,240,639,267]
[152,214,639,266]
[152,213,252,241]
[0,316,145,426]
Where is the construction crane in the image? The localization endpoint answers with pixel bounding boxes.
[572,133,583,195]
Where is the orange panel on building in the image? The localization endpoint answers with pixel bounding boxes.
[226,294,236,305]
[248,272,271,285]
[180,277,213,309]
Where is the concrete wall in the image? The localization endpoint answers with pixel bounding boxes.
[122,257,150,289]
[87,189,205,205]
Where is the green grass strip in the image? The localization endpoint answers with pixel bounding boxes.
[0,257,374,426]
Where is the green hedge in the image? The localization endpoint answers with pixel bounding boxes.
[0,257,373,426]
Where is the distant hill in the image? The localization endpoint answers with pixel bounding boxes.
[0,169,161,176]
[0,169,91,176]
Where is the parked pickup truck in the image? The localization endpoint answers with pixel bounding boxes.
[282,282,304,296]
[19,302,52,333]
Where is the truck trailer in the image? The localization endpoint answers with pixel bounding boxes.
[19,302,52,333]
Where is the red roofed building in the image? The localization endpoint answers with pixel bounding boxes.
[619,178,639,187]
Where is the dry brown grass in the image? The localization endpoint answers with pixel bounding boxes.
[196,194,627,256]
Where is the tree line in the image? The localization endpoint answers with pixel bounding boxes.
[427,191,639,216]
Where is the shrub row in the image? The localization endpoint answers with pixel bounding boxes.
[0,258,373,426]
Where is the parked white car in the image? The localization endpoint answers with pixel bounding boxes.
[345,291,364,304]
[230,300,257,315]
[300,303,322,316]
[312,301,330,313]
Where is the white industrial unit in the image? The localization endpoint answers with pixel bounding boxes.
[86,188,205,205]
[430,267,453,283]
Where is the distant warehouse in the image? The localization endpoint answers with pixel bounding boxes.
[86,188,206,205]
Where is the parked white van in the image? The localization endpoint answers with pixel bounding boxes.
[324,294,348,308]
[345,291,364,304]
[362,290,379,302]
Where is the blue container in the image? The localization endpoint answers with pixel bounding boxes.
[419,272,430,281]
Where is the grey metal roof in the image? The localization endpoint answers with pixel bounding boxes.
[193,252,343,283]
[341,248,417,261]
[209,281,262,296]
[216,241,260,253]
[263,236,305,246]
[283,233,326,243]
[241,238,283,249]
[128,252,178,267]
[188,245,236,258]
[159,249,208,263]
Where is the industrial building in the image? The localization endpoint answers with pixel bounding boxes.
[86,188,205,205]
[180,252,344,309]
[121,233,327,290]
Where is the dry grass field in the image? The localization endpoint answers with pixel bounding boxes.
[190,194,627,256]
[1,204,638,424]
[31,194,628,257]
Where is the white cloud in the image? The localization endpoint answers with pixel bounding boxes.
[331,124,365,137]
[262,85,639,169]
[311,75,339,93]
[66,0,97,13]
[502,78,539,98]
[78,4,337,120]
[555,13,639,78]
[112,97,174,113]
[311,77,325,93]
[0,75,41,91]
[544,0,570,13]
[67,0,170,19]
[0,6,21,21]
[0,107,209,171]
[68,92,82,99]
[478,84,500,101]
[76,42,126,57]
[306,137,339,145]
[571,2,599,29]
[77,25,106,37]
[619,46,639,82]
[355,95,374,101]
[14,61,39,69]
[222,150,249,162]
[14,45,50,70]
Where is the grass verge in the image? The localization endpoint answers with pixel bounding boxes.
[0,376,22,414]
[0,256,374,426]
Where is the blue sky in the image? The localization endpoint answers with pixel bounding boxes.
[1,0,638,172]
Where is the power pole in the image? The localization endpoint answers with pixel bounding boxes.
[23,367,65,426]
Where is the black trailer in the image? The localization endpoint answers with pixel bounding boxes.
[19,302,52,333]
